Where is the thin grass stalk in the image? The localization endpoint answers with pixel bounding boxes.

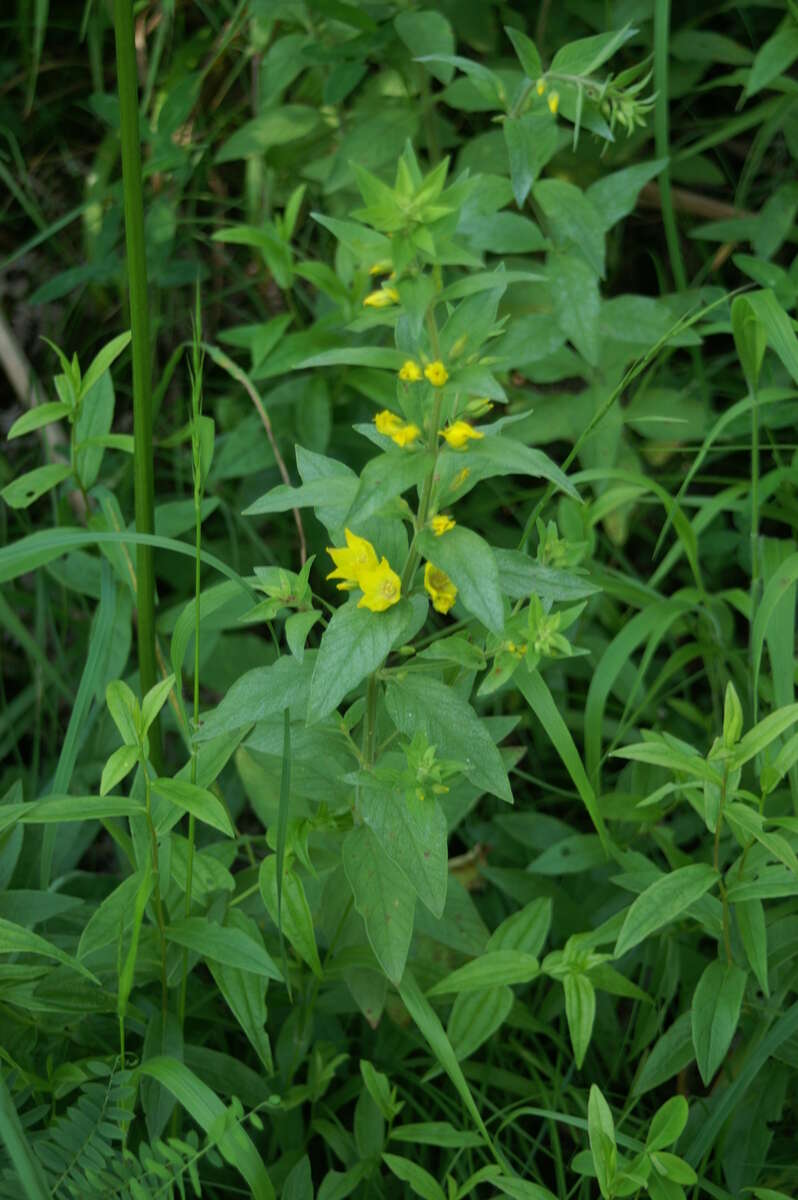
[112,0,160,763]
[178,296,205,1031]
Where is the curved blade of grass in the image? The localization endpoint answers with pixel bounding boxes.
[276,707,293,996]
[516,666,610,853]
[684,999,798,1167]
[0,528,255,598]
[584,597,694,788]
[40,560,115,886]
[0,1073,51,1200]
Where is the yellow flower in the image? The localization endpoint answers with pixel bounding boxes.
[424,361,449,387]
[548,91,560,116]
[363,287,399,309]
[536,78,546,96]
[399,359,423,382]
[357,557,402,612]
[424,563,457,614]
[392,422,420,448]
[439,421,484,451]
[431,514,455,536]
[326,528,378,591]
[369,259,393,275]
[374,410,420,448]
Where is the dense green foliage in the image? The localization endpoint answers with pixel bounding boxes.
[2,1,798,1198]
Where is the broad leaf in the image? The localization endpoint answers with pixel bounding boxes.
[308,599,412,723]
[614,864,718,959]
[343,825,415,984]
[691,960,747,1086]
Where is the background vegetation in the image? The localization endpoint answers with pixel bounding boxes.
[2,1,798,1197]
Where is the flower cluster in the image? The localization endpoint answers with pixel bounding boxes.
[326,528,402,612]
[374,410,420,448]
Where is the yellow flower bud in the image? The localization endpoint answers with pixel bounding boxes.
[431,514,455,536]
[424,562,457,614]
[548,91,560,116]
[439,421,484,451]
[536,78,546,96]
[363,287,399,309]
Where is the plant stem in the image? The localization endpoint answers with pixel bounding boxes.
[363,672,378,766]
[144,772,169,1015]
[113,0,160,764]
[653,1,686,295]
[750,378,761,718]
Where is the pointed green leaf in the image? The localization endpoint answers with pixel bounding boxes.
[691,960,747,1086]
[343,825,415,984]
[152,778,234,837]
[614,864,718,959]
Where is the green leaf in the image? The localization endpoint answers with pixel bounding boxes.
[649,1152,696,1186]
[398,969,491,1145]
[492,551,597,603]
[647,1096,689,1152]
[346,451,433,526]
[0,916,99,983]
[533,179,605,277]
[550,25,636,75]
[586,159,667,229]
[141,674,175,735]
[0,794,145,831]
[79,331,131,399]
[151,778,234,837]
[451,434,580,499]
[307,599,412,723]
[78,870,145,959]
[447,985,514,1060]
[564,972,595,1068]
[505,26,543,78]
[614,864,718,959]
[0,1072,52,1200]
[208,911,273,1074]
[165,917,283,982]
[729,704,798,769]
[516,667,609,848]
[136,1057,275,1200]
[587,1085,616,1200]
[285,610,320,662]
[744,26,798,97]
[1,463,73,509]
[503,113,559,207]
[691,960,747,1086]
[734,897,768,996]
[632,1013,694,1097]
[488,897,552,957]
[259,856,322,977]
[382,1154,446,1200]
[243,476,357,517]
[428,949,538,995]
[100,745,139,796]
[359,783,448,918]
[385,674,512,802]
[548,249,600,365]
[106,678,140,745]
[417,526,504,633]
[731,293,767,390]
[390,1123,483,1148]
[297,346,408,370]
[7,402,71,440]
[194,656,314,741]
[343,825,415,985]
[214,105,319,162]
[396,10,455,84]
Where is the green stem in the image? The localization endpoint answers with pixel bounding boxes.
[144,772,169,1015]
[113,0,160,764]
[750,379,761,719]
[653,0,687,295]
[363,672,378,766]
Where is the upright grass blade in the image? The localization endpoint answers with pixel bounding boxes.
[40,560,116,886]
[0,1073,51,1200]
[653,0,687,295]
[112,0,159,763]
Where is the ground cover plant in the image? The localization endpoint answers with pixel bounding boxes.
[2,1,798,1197]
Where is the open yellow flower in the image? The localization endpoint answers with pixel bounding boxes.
[431,514,455,536]
[326,528,378,591]
[439,421,484,450]
[424,562,457,614]
[374,410,420,448]
[363,287,399,309]
[399,359,423,382]
[358,558,402,612]
[424,360,449,387]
